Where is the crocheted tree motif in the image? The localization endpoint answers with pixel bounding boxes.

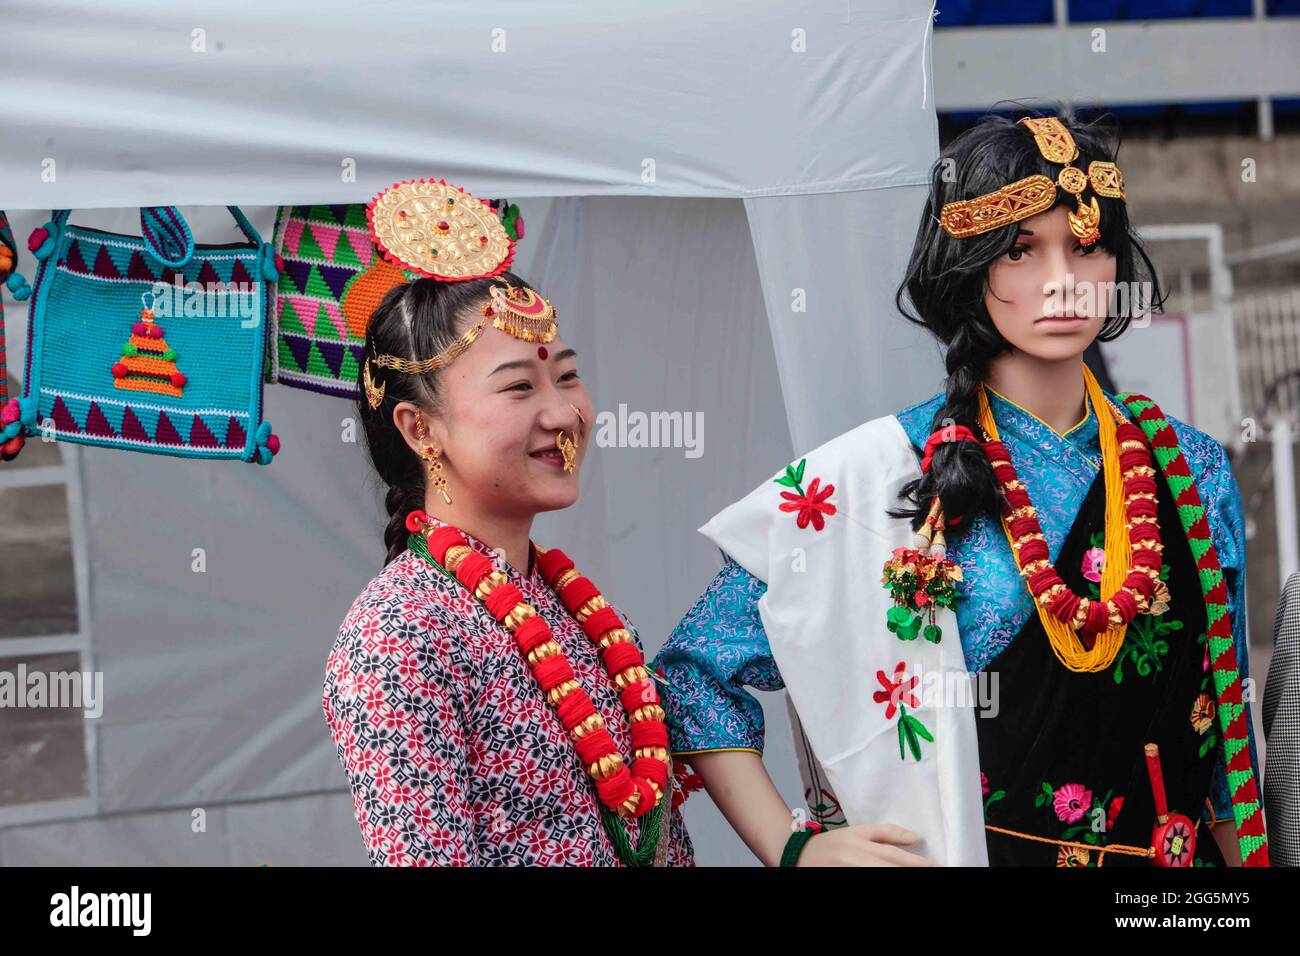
[111,309,186,398]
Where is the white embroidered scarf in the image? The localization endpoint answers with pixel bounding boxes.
[699,414,990,865]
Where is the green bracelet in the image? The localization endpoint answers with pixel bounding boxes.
[780,822,824,867]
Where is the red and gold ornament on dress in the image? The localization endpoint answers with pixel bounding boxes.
[1144,742,1196,866]
[881,428,971,645]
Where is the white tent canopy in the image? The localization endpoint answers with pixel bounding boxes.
[2,1,936,207]
[0,1,945,865]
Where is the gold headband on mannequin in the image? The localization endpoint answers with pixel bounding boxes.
[362,178,558,409]
[937,116,1125,245]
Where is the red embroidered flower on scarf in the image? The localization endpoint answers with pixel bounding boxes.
[873,661,932,762]
[774,458,837,531]
[872,661,920,720]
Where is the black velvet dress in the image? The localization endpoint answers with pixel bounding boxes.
[975,462,1226,866]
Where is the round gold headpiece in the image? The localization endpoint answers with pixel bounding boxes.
[367,178,515,281]
[362,179,557,408]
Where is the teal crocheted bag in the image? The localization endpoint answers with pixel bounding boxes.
[13,206,280,464]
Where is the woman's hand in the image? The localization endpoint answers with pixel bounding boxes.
[795,823,934,866]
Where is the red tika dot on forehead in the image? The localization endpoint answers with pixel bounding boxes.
[538,346,548,360]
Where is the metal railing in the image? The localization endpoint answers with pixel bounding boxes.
[1235,288,1300,425]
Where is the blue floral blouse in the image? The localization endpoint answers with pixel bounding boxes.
[652,385,1261,826]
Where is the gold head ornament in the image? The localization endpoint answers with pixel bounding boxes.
[363,178,559,398]
[363,357,386,409]
[481,282,557,344]
[369,178,515,282]
[938,116,1125,246]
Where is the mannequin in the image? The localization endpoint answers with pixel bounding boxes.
[654,113,1268,868]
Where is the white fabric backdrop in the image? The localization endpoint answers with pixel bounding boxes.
[746,189,947,451]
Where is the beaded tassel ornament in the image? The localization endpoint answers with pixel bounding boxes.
[882,495,965,644]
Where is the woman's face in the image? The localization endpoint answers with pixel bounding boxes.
[983,204,1117,362]
[420,314,594,519]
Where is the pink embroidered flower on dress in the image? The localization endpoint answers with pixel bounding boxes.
[1052,782,1093,824]
[1081,547,1105,583]
[873,661,934,762]
[981,771,990,796]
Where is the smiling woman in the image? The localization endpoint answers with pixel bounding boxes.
[320,178,694,867]
[361,274,591,568]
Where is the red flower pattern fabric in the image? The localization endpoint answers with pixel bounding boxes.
[322,520,695,866]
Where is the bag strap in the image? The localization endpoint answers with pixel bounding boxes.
[140,207,195,268]
[226,205,263,246]
[138,205,267,267]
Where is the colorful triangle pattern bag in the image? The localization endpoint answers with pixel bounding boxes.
[267,199,523,398]
[13,206,281,464]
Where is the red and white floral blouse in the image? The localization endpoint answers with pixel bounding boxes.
[322,517,696,866]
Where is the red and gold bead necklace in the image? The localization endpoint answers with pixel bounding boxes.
[405,511,672,863]
[976,365,1169,673]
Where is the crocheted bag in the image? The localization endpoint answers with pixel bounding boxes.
[15,206,280,464]
[0,210,27,461]
[267,200,524,398]
[267,204,394,397]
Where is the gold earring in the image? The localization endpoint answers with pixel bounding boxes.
[415,411,452,505]
[363,358,385,409]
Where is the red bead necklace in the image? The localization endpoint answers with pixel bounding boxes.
[406,511,672,819]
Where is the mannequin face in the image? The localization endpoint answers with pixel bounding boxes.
[983,205,1117,362]
[394,313,593,520]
